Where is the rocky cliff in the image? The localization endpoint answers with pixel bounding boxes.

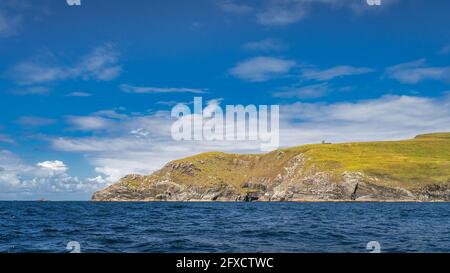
[92,133,450,202]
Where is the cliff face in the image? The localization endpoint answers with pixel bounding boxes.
[92,133,450,202]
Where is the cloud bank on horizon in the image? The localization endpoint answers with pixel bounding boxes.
[0,0,450,200]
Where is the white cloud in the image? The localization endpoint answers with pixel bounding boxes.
[0,151,109,200]
[0,171,21,187]
[53,137,267,183]
[65,108,128,131]
[219,0,399,26]
[76,44,122,81]
[280,95,450,144]
[256,1,308,26]
[273,83,329,99]
[8,43,121,86]
[120,84,207,94]
[9,63,63,85]
[66,116,114,131]
[48,94,450,187]
[37,160,68,173]
[385,59,450,84]
[50,105,268,182]
[130,128,150,138]
[243,38,287,52]
[229,56,295,82]
[301,65,374,81]
[0,150,27,187]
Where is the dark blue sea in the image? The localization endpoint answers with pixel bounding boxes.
[0,202,449,253]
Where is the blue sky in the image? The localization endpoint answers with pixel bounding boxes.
[1,0,450,200]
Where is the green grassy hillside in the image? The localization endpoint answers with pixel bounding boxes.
[158,133,450,191]
[93,133,450,202]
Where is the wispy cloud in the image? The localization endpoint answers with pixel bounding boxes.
[65,108,130,132]
[120,84,207,94]
[48,94,450,186]
[156,100,191,106]
[217,0,253,14]
[7,43,122,86]
[273,83,329,99]
[243,38,287,52]
[218,0,399,26]
[280,95,450,145]
[0,134,14,144]
[12,86,50,96]
[229,56,295,82]
[439,44,450,55]
[66,91,92,97]
[230,57,372,83]
[65,112,120,132]
[301,65,374,81]
[386,59,450,84]
[0,125,14,144]
[256,1,307,26]
[0,11,21,36]
[66,116,114,131]
[16,116,56,127]
[0,0,49,37]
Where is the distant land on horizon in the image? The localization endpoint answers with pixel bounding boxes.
[92,133,450,202]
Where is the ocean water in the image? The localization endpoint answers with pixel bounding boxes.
[0,202,449,253]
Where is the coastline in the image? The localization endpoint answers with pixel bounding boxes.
[90,199,450,203]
